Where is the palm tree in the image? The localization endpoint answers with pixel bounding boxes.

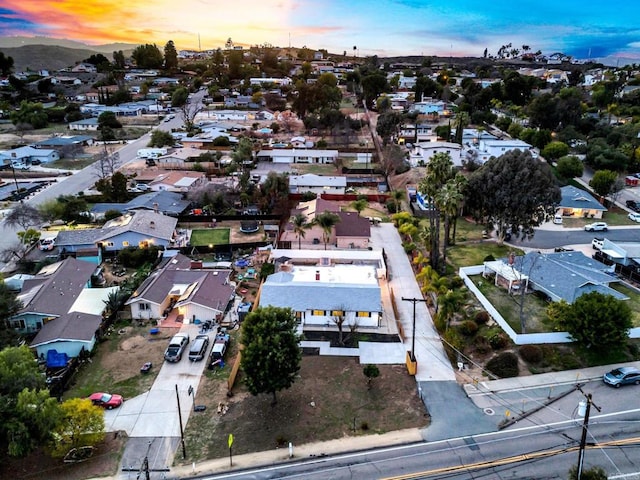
[291,213,310,250]
[314,211,340,250]
[436,180,464,269]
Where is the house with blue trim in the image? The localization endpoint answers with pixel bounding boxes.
[54,210,178,254]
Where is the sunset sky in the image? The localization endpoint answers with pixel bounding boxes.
[1,0,639,60]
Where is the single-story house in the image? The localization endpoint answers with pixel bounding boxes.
[289,174,347,194]
[259,264,382,328]
[69,118,99,131]
[32,135,93,149]
[7,258,97,335]
[55,210,178,253]
[410,142,463,167]
[469,139,534,164]
[89,191,190,220]
[335,212,371,249]
[278,198,341,249]
[30,286,119,359]
[256,149,339,164]
[0,145,60,164]
[592,238,640,269]
[556,185,607,219]
[483,251,627,304]
[149,171,207,192]
[125,253,235,323]
[156,147,206,165]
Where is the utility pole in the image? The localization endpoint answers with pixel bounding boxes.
[576,387,601,479]
[176,384,187,459]
[401,297,427,361]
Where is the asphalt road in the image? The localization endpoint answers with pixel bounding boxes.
[511,226,640,250]
[184,400,640,480]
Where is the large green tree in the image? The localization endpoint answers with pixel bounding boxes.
[131,44,164,69]
[0,52,14,76]
[10,101,48,129]
[241,306,302,404]
[163,40,178,71]
[0,346,61,456]
[549,292,632,353]
[0,282,21,349]
[589,169,618,198]
[52,398,105,457]
[465,149,560,242]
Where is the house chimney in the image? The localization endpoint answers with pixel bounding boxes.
[150,221,155,229]
[315,270,320,281]
[153,202,159,213]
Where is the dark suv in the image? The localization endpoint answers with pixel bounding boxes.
[626,200,640,212]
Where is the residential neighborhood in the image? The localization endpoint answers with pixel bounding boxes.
[1,21,640,480]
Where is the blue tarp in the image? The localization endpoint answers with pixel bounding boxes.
[46,349,69,368]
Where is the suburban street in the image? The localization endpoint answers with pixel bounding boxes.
[174,376,640,480]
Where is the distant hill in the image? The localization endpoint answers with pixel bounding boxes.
[0,45,100,72]
[0,36,137,54]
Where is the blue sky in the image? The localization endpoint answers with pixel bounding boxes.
[1,0,639,60]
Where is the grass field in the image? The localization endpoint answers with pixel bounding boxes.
[190,228,231,246]
[447,243,521,270]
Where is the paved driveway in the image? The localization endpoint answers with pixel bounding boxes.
[370,223,455,382]
[104,323,210,437]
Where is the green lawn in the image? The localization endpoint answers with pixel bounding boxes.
[471,275,549,333]
[190,228,230,246]
[49,156,96,170]
[291,163,340,175]
[610,283,640,327]
[447,243,521,270]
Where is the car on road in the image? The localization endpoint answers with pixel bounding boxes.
[39,238,55,251]
[629,212,640,223]
[164,333,190,362]
[584,222,608,232]
[603,366,640,388]
[89,392,124,409]
[626,200,640,212]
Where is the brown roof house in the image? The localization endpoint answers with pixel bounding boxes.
[335,211,371,249]
[125,253,236,324]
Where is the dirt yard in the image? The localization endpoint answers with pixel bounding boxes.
[179,355,429,462]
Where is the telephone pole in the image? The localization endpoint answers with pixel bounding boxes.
[401,297,427,361]
[576,386,601,479]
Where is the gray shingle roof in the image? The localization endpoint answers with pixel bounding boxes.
[559,185,607,211]
[30,311,103,346]
[510,251,625,303]
[18,258,96,316]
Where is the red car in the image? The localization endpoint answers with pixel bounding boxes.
[89,392,124,409]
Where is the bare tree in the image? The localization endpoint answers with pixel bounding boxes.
[332,307,359,347]
[5,203,42,233]
[180,98,204,132]
[94,143,121,179]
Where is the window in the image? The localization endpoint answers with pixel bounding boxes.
[331,310,344,317]
[107,242,114,247]
[312,310,325,316]
[122,241,130,247]
[357,311,371,318]
[139,303,151,311]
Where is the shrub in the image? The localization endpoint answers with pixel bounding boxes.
[459,320,479,336]
[486,352,519,378]
[449,276,464,289]
[301,191,317,201]
[473,335,491,354]
[488,330,509,350]
[103,209,122,221]
[475,311,490,325]
[483,254,495,262]
[402,242,416,254]
[519,345,543,364]
[443,328,464,355]
[386,200,397,214]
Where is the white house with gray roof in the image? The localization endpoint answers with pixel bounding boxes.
[484,251,627,304]
[259,264,382,328]
[288,174,346,194]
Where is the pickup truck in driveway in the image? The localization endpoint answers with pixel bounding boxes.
[164,333,190,362]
